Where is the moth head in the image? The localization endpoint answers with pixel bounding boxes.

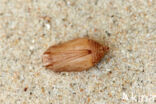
[98,45,109,56]
[102,46,109,53]
[92,45,109,64]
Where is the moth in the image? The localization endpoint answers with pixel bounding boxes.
[42,38,109,72]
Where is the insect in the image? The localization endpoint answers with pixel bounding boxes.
[42,38,109,72]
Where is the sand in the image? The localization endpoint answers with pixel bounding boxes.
[0,0,155,104]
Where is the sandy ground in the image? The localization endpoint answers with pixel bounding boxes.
[0,0,155,104]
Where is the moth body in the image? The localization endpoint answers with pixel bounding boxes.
[42,38,109,72]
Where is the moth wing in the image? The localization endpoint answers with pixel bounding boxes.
[43,50,93,72]
[46,38,91,52]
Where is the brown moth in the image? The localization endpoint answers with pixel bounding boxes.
[42,38,109,72]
